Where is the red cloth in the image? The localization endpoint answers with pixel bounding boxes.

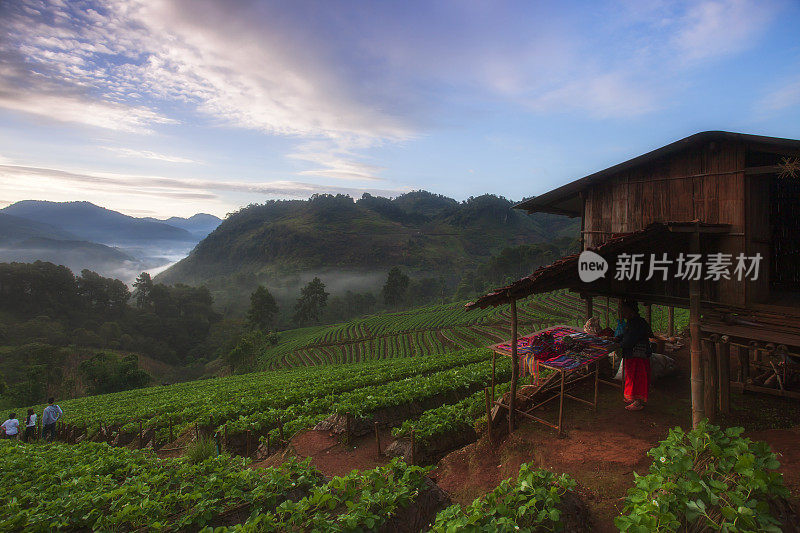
[624,357,650,402]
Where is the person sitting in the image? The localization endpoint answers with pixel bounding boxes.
[615,300,653,411]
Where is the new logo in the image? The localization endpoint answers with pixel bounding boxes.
[578,250,608,282]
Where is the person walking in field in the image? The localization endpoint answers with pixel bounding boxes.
[1,412,20,439]
[24,408,37,442]
[614,300,654,411]
[41,398,63,441]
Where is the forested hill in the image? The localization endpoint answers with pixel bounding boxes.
[157,191,579,286]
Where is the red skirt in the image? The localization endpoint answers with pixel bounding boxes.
[624,358,650,402]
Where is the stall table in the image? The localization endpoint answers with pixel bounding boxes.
[490,325,619,436]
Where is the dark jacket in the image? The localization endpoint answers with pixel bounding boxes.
[614,315,653,359]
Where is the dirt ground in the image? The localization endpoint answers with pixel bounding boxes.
[431,344,800,531]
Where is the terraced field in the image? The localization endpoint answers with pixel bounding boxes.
[261,290,634,370]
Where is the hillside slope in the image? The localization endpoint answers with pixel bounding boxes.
[158,191,579,286]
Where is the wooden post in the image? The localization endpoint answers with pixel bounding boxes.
[717,336,731,414]
[491,350,496,402]
[484,387,493,445]
[702,338,718,422]
[557,370,565,437]
[747,341,758,387]
[374,422,381,456]
[345,414,351,445]
[585,295,593,320]
[668,307,675,337]
[509,298,519,434]
[410,428,416,465]
[689,232,704,428]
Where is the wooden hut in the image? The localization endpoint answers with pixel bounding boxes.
[469,131,800,429]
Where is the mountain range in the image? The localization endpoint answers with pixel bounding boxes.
[0,201,222,281]
[157,191,579,291]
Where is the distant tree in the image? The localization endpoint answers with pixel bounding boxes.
[293,277,329,324]
[132,272,154,309]
[247,285,278,330]
[79,353,150,395]
[382,267,410,308]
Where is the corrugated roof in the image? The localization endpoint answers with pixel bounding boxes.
[516,131,800,217]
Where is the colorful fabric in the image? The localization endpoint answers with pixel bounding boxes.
[624,357,650,402]
[494,325,617,380]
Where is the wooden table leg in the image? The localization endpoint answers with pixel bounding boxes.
[557,370,565,437]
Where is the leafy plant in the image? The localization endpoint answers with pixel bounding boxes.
[615,421,788,533]
[431,463,576,532]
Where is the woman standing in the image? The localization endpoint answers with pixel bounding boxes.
[24,409,37,442]
[614,300,653,411]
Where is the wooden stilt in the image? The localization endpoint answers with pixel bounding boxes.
[717,336,731,414]
[702,337,718,422]
[689,227,704,428]
[557,370,565,437]
[509,298,519,434]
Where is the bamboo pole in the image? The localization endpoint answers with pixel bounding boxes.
[509,297,518,434]
[689,226,704,428]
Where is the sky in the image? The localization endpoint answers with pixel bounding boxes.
[0,0,799,218]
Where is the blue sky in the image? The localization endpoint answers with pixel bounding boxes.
[0,0,799,218]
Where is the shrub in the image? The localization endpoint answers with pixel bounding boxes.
[185,437,217,464]
[431,463,576,532]
[616,421,788,533]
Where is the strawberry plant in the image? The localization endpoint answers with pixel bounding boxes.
[615,421,788,533]
[431,463,576,532]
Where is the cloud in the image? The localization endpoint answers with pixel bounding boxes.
[0,163,407,206]
[102,147,198,164]
[672,0,777,63]
[758,76,800,113]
